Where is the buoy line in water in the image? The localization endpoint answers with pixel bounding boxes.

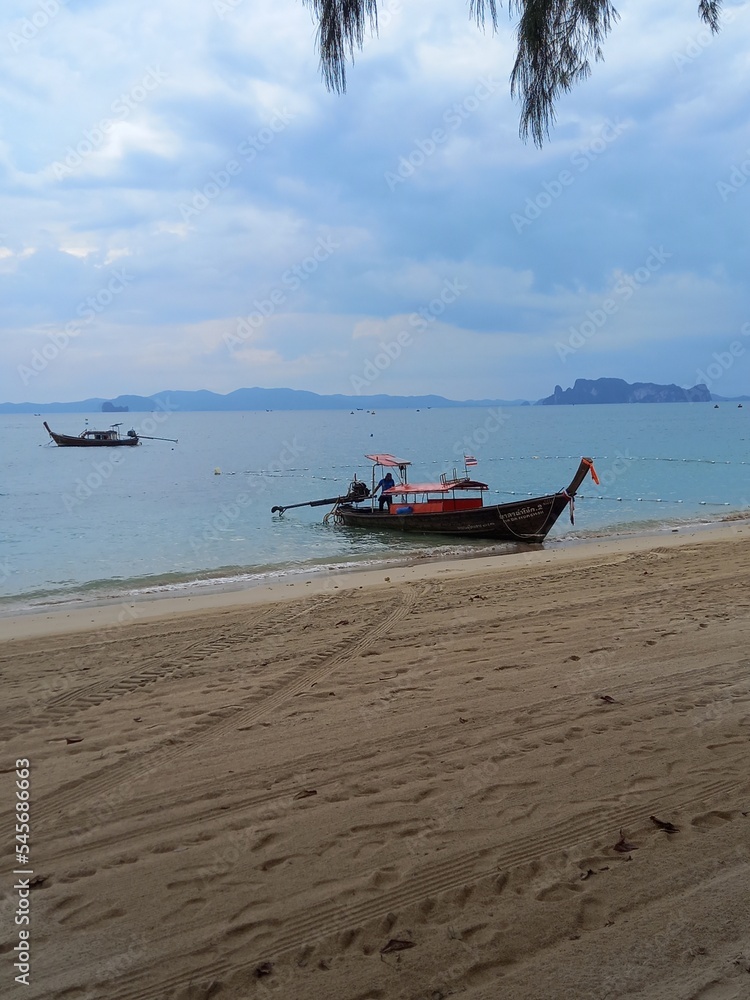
[228,455,748,478]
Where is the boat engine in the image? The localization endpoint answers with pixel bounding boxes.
[347,478,370,503]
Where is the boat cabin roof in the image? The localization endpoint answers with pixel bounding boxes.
[365,453,411,468]
[385,478,488,495]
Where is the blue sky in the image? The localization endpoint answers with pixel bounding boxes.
[1,0,749,403]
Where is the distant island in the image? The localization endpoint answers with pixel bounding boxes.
[1,380,747,414]
[0,388,529,414]
[539,378,713,405]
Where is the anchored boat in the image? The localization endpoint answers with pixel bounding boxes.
[272,453,599,544]
[43,421,140,447]
[43,422,178,447]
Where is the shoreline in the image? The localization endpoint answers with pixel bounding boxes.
[2,518,748,642]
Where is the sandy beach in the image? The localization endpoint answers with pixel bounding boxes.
[2,524,750,1000]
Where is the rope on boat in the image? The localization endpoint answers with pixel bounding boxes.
[491,492,569,542]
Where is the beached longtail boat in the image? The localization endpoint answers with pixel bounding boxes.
[272,453,599,543]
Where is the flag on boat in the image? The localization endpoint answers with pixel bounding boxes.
[464,455,478,467]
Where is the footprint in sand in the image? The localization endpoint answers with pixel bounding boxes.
[45,892,84,920]
[691,980,749,1000]
[150,841,182,854]
[108,853,139,867]
[691,810,736,830]
[57,866,97,883]
[260,855,291,871]
[577,895,608,931]
[251,831,281,851]
[338,927,362,951]
[226,916,281,941]
[534,881,584,903]
[55,898,125,929]
[367,866,400,889]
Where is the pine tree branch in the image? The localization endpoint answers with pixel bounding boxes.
[303,1,724,145]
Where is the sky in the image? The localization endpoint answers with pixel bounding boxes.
[1,0,750,404]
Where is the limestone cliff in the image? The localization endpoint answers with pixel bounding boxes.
[538,378,711,405]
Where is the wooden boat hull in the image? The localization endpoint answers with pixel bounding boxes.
[336,491,573,543]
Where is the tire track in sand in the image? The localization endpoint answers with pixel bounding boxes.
[34,586,423,833]
[38,651,750,862]
[0,596,338,741]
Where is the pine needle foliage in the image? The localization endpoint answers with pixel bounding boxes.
[303,0,723,145]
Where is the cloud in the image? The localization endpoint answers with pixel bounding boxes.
[1,0,749,402]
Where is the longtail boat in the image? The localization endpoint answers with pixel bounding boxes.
[272,453,599,543]
[44,421,140,447]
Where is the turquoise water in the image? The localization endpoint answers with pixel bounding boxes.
[1,403,748,610]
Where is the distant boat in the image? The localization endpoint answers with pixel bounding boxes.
[43,421,140,447]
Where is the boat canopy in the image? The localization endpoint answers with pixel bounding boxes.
[385,478,488,495]
[364,453,411,468]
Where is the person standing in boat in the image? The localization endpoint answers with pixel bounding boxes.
[375,471,395,510]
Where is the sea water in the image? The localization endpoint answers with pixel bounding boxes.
[1,403,748,611]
